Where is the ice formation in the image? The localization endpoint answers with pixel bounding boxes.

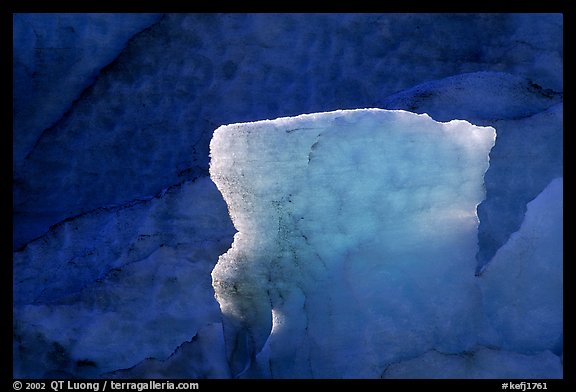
[480,178,563,355]
[13,178,234,378]
[12,13,161,166]
[210,109,496,377]
[383,178,563,379]
[13,13,562,250]
[382,348,562,379]
[382,72,563,272]
[13,13,563,379]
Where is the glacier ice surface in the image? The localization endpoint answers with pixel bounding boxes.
[12,13,563,378]
[12,13,161,165]
[378,177,563,380]
[382,348,562,379]
[210,109,496,377]
[13,178,234,378]
[13,13,562,250]
[480,178,563,355]
[382,71,562,272]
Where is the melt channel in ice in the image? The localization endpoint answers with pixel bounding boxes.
[209,108,496,378]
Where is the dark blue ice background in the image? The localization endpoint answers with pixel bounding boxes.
[13,13,562,378]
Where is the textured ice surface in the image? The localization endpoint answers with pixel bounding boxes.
[106,323,230,379]
[382,72,561,124]
[386,190,565,379]
[13,178,234,378]
[382,348,562,379]
[383,72,562,271]
[210,109,495,377]
[13,13,563,378]
[13,13,161,165]
[480,178,563,355]
[13,13,562,250]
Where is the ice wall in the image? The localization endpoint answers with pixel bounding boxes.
[382,72,562,271]
[13,13,161,166]
[13,13,562,250]
[382,348,562,379]
[210,109,495,377]
[13,178,234,378]
[382,177,564,379]
[13,13,563,378]
[480,178,563,355]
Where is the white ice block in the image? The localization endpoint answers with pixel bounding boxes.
[210,109,495,377]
